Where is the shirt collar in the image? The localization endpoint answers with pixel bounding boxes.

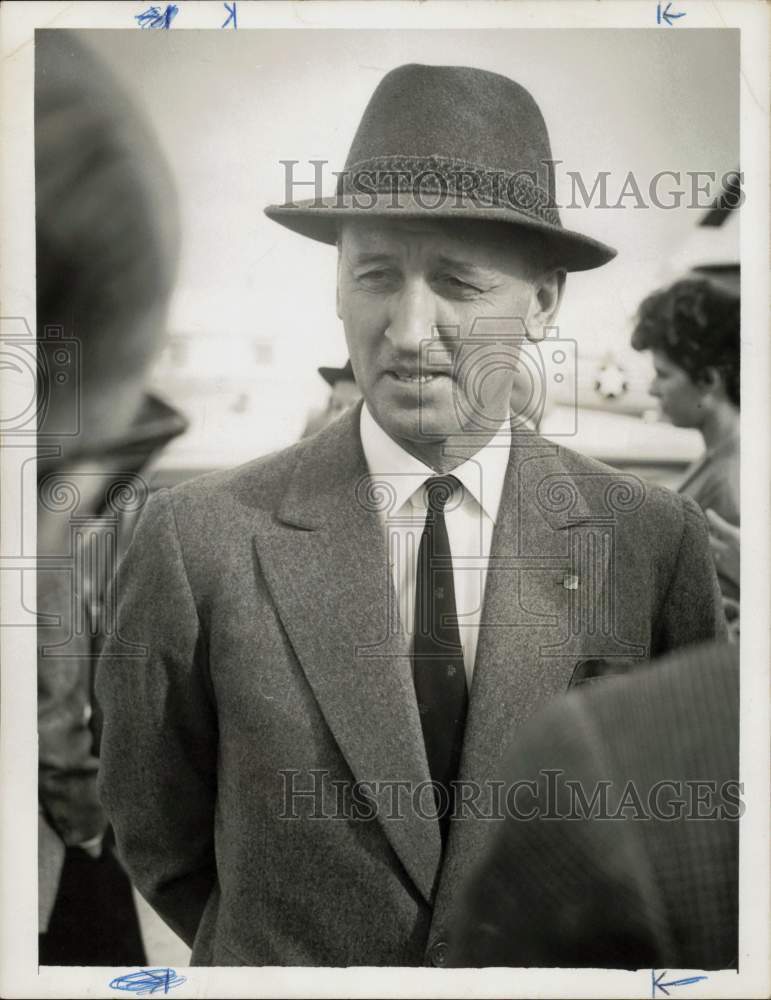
[359,403,511,523]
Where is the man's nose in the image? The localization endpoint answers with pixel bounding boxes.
[648,377,660,399]
[385,279,441,355]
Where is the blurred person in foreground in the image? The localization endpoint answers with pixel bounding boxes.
[448,640,739,969]
[632,276,740,623]
[36,30,186,964]
[301,358,361,438]
[96,64,726,967]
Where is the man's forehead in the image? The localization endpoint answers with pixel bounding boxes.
[339,217,532,266]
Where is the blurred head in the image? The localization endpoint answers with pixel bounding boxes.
[35,31,179,472]
[329,378,361,415]
[317,358,361,416]
[336,216,563,461]
[631,278,739,428]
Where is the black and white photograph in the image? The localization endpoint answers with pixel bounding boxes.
[0,2,768,998]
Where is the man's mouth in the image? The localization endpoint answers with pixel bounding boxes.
[387,370,448,384]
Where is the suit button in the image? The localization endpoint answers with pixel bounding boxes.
[429,940,448,967]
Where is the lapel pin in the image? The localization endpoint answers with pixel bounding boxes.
[562,574,580,590]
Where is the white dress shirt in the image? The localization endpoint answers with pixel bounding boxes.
[360,404,512,685]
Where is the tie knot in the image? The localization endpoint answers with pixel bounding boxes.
[423,475,462,514]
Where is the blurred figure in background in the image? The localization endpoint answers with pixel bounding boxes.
[301,358,361,438]
[632,276,740,622]
[706,509,741,637]
[36,30,185,964]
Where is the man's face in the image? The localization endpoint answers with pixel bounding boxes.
[648,349,706,428]
[337,218,562,456]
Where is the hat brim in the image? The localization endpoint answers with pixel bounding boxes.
[318,366,353,386]
[265,193,616,273]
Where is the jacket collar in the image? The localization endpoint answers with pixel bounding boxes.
[358,402,512,523]
[277,402,594,532]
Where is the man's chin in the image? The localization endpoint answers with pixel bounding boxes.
[373,407,453,446]
[376,400,513,447]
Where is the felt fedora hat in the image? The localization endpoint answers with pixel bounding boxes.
[265,63,616,272]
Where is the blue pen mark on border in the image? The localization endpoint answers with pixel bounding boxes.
[656,2,686,26]
[222,2,237,29]
[135,4,179,29]
[652,969,708,997]
[109,968,186,996]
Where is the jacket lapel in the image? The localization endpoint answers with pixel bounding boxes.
[459,436,587,792]
[253,408,442,905]
[431,434,604,923]
[254,412,626,918]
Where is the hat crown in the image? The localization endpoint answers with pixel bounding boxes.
[263,62,617,272]
[345,63,554,177]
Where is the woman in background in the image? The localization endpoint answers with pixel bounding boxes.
[632,276,739,622]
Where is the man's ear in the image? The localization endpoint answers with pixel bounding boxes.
[526,269,566,343]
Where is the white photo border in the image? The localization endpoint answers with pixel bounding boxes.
[1,2,768,998]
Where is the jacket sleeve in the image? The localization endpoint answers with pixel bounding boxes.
[95,488,217,947]
[38,649,106,848]
[654,493,728,656]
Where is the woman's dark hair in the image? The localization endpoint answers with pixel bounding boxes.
[631,277,740,406]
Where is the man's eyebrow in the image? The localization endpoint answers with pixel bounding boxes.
[346,250,498,275]
[348,251,399,266]
[435,254,496,276]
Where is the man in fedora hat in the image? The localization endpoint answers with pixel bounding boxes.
[301,359,361,438]
[97,64,726,967]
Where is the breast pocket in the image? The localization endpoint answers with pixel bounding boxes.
[568,656,645,688]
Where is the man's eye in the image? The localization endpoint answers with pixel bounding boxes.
[357,269,393,286]
[438,275,481,295]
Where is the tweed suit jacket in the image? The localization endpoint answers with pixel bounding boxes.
[448,641,740,970]
[95,404,726,967]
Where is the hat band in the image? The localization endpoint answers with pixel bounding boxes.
[336,155,561,228]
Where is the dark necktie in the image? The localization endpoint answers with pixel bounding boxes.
[412,475,469,838]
